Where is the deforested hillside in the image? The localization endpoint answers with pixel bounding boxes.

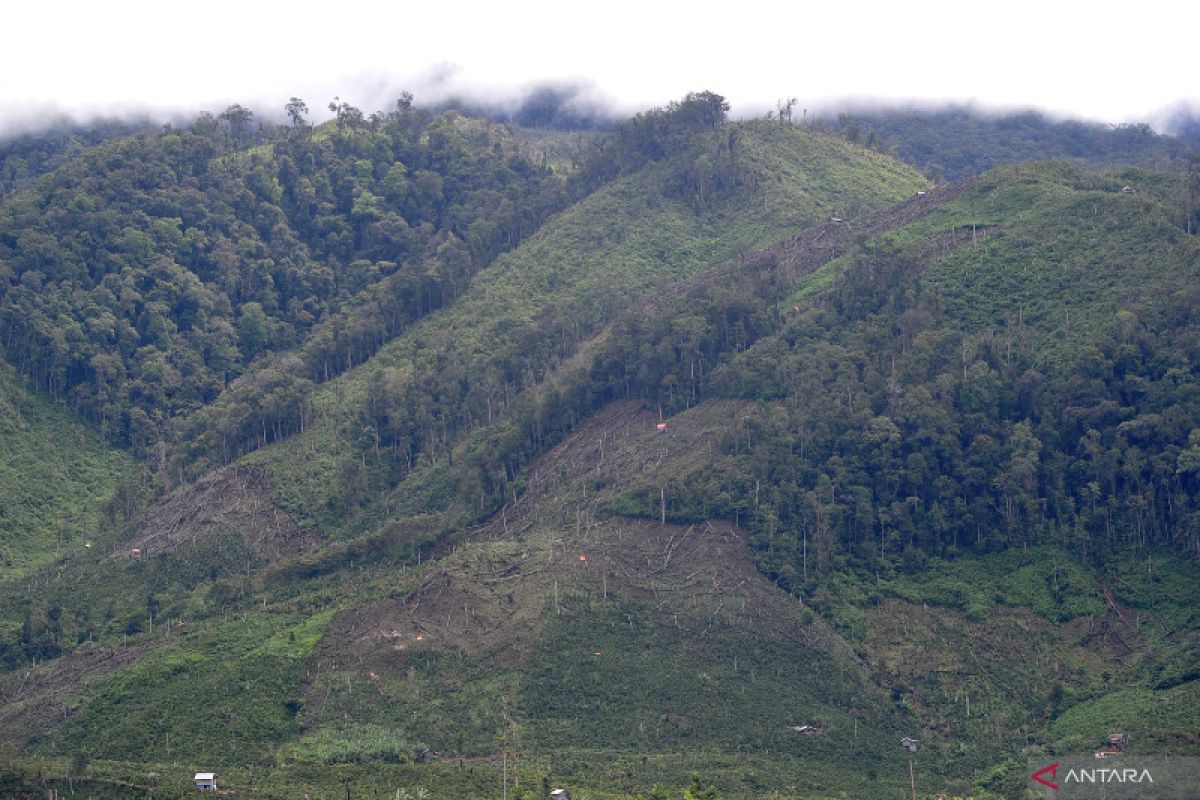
[1,89,1198,799]
[214,116,927,541]
[619,161,1200,572]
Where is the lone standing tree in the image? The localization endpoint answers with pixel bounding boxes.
[285,97,308,128]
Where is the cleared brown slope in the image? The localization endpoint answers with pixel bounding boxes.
[298,399,878,764]
[309,400,848,668]
[124,464,321,560]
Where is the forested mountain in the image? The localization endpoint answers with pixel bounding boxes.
[220,114,925,539]
[827,105,1197,181]
[0,94,1197,800]
[0,101,568,462]
[599,163,1200,571]
[0,117,159,198]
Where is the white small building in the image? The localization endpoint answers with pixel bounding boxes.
[550,790,571,800]
[194,772,217,792]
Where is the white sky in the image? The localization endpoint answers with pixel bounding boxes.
[2,0,1197,132]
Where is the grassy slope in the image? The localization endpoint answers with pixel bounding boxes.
[247,122,928,536]
[1045,551,1200,755]
[48,611,334,763]
[0,362,137,579]
[780,163,1196,360]
[883,162,1196,364]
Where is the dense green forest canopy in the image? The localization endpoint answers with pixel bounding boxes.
[0,99,571,461]
[0,116,160,198]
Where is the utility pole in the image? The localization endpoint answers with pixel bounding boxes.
[900,737,918,800]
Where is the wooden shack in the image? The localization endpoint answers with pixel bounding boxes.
[1095,732,1127,757]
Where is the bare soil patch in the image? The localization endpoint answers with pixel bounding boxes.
[0,641,151,746]
[127,464,321,560]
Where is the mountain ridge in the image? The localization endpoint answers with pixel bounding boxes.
[0,98,1197,799]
